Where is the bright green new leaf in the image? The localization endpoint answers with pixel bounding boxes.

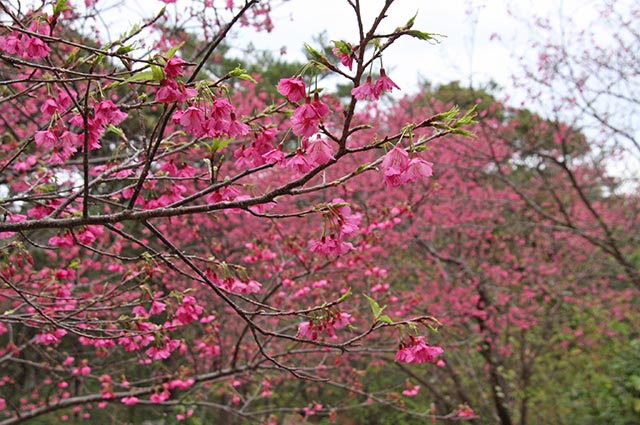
[165,42,185,59]
[230,66,257,83]
[363,294,387,320]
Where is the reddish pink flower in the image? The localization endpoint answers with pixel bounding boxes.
[149,300,166,315]
[401,157,433,184]
[175,295,203,325]
[311,93,330,118]
[34,129,57,149]
[262,147,285,165]
[164,56,189,79]
[23,34,50,59]
[94,100,127,126]
[309,235,354,256]
[156,79,197,103]
[351,76,378,101]
[164,378,195,390]
[210,97,233,119]
[174,106,205,136]
[285,151,313,174]
[278,77,306,102]
[292,98,321,137]
[332,47,354,70]
[380,145,409,187]
[402,385,421,397]
[374,68,400,97]
[395,336,444,364]
[150,390,170,403]
[35,329,67,345]
[49,232,74,248]
[458,406,475,418]
[120,396,139,406]
[146,338,180,360]
[306,136,334,166]
[297,321,317,340]
[227,112,250,137]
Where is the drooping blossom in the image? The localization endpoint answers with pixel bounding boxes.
[94,100,127,126]
[284,150,313,174]
[120,396,139,406]
[380,145,409,187]
[311,93,330,118]
[227,112,250,137]
[374,68,400,97]
[156,79,197,103]
[458,406,475,418]
[277,76,306,102]
[351,76,378,101]
[331,43,355,70]
[150,390,171,403]
[402,384,421,397]
[402,157,433,183]
[395,336,444,364]
[309,235,354,256]
[306,135,334,166]
[174,295,203,325]
[173,106,205,136]
[164,56,189,79]
[35,329,67,345]
[292,97,321,137]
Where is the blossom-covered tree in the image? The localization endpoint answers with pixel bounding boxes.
[0,1,473,423]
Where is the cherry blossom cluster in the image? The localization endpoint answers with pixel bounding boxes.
[395,336,444,364]
[0,18,50,59]
[278,77,331,138]
[297,310,352,340]
[380,145,434,187]
[309,198,362,256]
[34,98,127,165]
[205,268,262,295]
[351,69,400,101]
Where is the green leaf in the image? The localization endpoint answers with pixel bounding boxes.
[151,64,165,82]
[404,11,418,29]
[230,66,257,83]
[363,294,381,318]
[331,40,352,55]
[53,0,72,14]
[115,44,136,55]
[363,294,387,320]
[378,314,393,324]
[336,287,352,303]
[211,137,232,152]
[165,41,185,59]
[355,162,371,174]
[304,43,324,61]
[120,70,155,84]
[406,30,445,42]
[105,124,124,137]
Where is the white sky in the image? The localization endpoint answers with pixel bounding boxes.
[97,0,598,95]
[227,0,598,94]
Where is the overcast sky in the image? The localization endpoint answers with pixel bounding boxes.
[101,0,599,97]
[227,0,598,94]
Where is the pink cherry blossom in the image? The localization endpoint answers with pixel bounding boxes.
[306,136,335,166]
[292,98,321,137]
[120,396,139,406]
[395,336,444,364]
[380,145,409,187]
[374,68,400,97]
[351,76,378,101]
[278,77,306,102]
[164,56,189,79]
[401,157,433,184]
